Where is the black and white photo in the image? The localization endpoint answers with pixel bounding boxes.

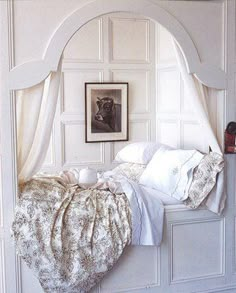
[85,83,128,142]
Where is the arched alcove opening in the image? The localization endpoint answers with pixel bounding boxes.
[12,0,224,186]
[2,3,229,292]
[11,0,226,177]
[9,0,226,90]
[34,11,220,173]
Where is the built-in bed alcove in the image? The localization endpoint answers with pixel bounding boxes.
[3,0,235,292]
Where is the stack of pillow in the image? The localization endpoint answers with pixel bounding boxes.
[113,142,204,201]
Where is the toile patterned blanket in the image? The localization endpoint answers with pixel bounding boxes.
[12,177,132,293]
[11,152,223,292]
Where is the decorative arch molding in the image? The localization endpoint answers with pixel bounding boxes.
[9,0,227,90]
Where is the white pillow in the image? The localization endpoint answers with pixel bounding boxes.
[139,147,204,201]
[114,142,170,165]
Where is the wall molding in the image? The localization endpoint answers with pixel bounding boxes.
[0,239,6,293]
[109,17,150,64]
[100,247,161,292]
[63,17,104,64]
[169,217,225,284]
[6,1,22,293]
[61,68,104,115]
[111,69,151,114]
[60,121,105,167]
[0,156,3,229]
[9,0,227,90]
[111,119,151,160]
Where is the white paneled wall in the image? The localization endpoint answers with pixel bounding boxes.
[43,13,157,171]
[0,92,5,293]
[170,218,225,282]
[0,156,5,293]
[43,14,212,172]
[101,246,160,291]
[1,1,234,293]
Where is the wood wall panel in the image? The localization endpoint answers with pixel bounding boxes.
[109,17,150,63]
[46,13,156,171]
[156,119,179,148]
[0,239,6,293]
[101,246,160,291]
[0,156,3,229]
[111,70,150,114]
[62,70,103,115]
[63,18,103,62]
[62,122,105,167]
[171,219,225,283]
[113,120,151,159]
[157,24,177,65]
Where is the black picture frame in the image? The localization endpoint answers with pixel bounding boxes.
[85,82,129,143]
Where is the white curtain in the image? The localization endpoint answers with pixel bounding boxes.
[17,60,62,183]
[173,41,226,214]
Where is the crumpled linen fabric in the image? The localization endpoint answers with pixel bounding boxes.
[12,177,132,293]
[107,162,146,182]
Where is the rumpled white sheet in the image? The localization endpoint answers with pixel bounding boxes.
[99,174,164,246]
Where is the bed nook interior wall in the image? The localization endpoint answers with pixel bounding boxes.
[1,0,236,293]
[42,13,221,173]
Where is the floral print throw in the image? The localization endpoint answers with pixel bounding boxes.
[105,163,146,183]
[12,177,132,293]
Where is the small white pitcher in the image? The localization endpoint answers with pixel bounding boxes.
[78,167,97,188]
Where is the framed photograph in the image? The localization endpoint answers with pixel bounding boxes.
[85,82,129,143]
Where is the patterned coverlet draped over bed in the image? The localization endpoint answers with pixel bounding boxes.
[12,177,132,293]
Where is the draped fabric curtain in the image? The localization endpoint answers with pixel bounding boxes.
[17,60,62,183]
[172,41,225,214]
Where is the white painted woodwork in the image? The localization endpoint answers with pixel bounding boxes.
[157,24,177,65]
[101,246,160,291]
[41,13,156,172]
[111,70,151,114]
[157,119,179,149]
[9,0,227,90]
[0,239,5,293]
[171,219,224,282]
[62,69,103,114]
[62,122,105,167]
[63,18,103,62]
[114,120,152,162]
[2,1,236,293]
[110,17,150,63]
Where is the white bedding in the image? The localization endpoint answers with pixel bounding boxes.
[122,180,164,246]
[141,185,181,205]
[98,175,164,246]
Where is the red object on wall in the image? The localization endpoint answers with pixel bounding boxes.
[225,121,236,153]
